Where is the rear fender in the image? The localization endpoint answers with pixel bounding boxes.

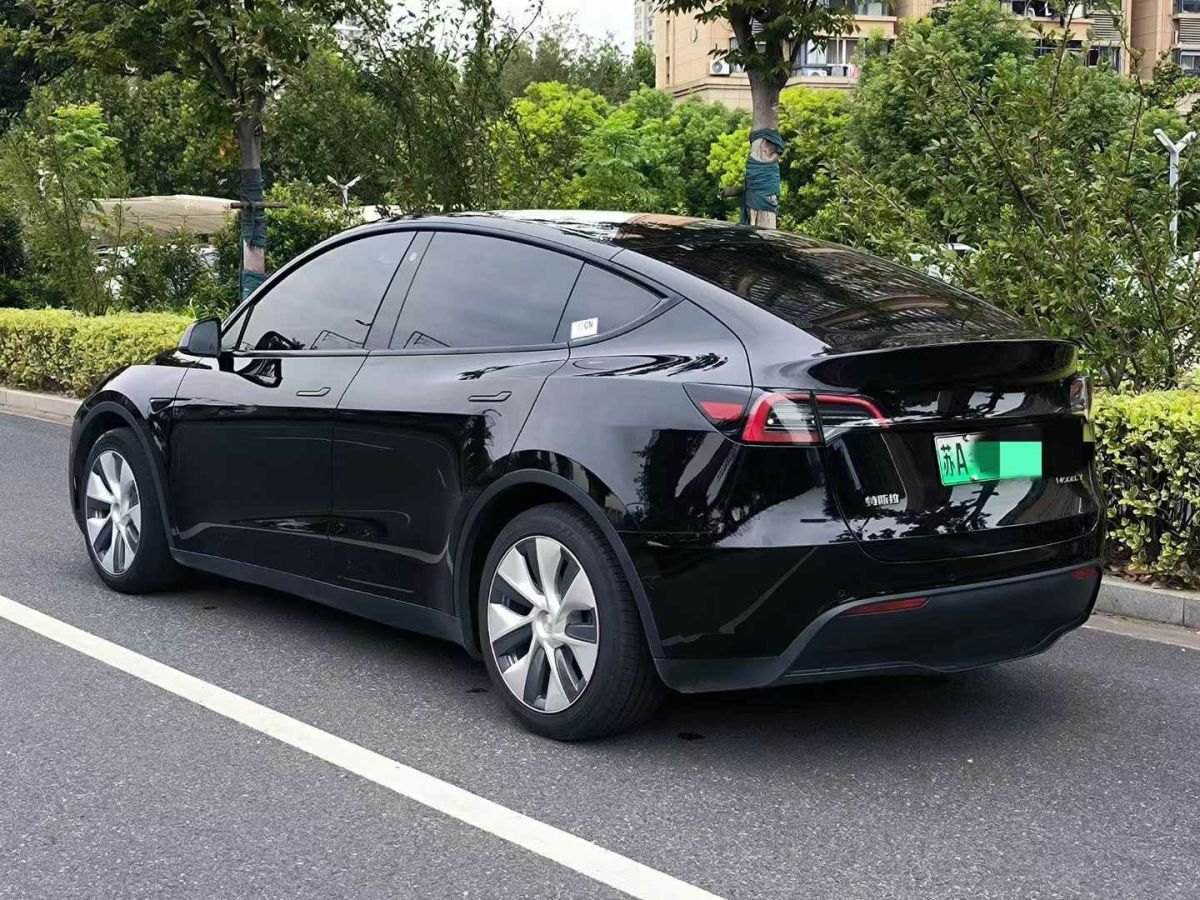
[452,459,660,659]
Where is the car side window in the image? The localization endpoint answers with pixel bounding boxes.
[390,232,582,350]
[236,232,412,352]
[553,265,662,342]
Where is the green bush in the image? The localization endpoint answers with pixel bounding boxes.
[0,202,25,308]
[0,308,190,397]
[1094,391,1200,587]
[257,180,359,273]
[118,230,217,313]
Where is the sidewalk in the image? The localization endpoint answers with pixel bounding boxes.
[0,387,79,424]
[1094,576,1200,629]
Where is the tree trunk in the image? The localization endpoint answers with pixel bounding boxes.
[747,74,782,230]
[238,114,267,299]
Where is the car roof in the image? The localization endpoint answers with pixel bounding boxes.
[356,211,1035,352]
[362,210,749,250]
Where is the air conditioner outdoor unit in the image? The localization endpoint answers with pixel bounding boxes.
[709,60,732,76]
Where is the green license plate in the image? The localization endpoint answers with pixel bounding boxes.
[935,434,1042,486]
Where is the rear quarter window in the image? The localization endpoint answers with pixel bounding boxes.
[554,265,661,342]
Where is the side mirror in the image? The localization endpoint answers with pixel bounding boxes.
[180,317,221,358]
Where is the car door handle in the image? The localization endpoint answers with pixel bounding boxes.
[296,387,331,398]
[468,391,511,403]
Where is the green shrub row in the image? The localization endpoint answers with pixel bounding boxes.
[0,310,1196,586]
[0,308,190,397]
[1093,391,1200,587]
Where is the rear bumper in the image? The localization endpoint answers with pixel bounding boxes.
[653,561,1101,693]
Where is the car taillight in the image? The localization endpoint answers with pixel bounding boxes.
[743,392,823,444]
[812,394,889,442]
[686,385,887,445]
[1069,376,1092,418]
[683,384,753,437]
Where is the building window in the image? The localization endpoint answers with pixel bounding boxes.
[1010,0,1056,16]
[1179,0,1200,13]
[1088,44,1121,69]
[853,1,888,14]
[793,38,860,78]
[1034,39,1119,69]
[1178,49,1200,75]
[728,37,747,73]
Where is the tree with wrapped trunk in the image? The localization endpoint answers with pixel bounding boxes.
[6,0,377,296]
[656,1,854,228]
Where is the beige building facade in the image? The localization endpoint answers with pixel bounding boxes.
[1131,0,1200,76]
[654,1,1135,111]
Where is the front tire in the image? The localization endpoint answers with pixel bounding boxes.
[80,428,179,593]
[479,503,663,740]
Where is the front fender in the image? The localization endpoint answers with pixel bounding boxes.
[70,364,187,538]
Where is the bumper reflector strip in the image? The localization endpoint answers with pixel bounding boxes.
[841,597,928,617]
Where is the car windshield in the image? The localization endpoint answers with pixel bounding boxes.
[613,224,1024,350]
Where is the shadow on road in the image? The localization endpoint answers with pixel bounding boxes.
[136,564,1089,775]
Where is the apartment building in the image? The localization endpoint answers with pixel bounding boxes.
[655,1,1132,110]
[1132,0,1200,76]
[633,0,657,47]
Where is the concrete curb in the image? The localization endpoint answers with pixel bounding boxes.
[3,387,1199,633]
[0,387,81,424]
[1095,576,1200,630]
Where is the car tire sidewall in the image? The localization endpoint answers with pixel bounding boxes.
[80,429,172,593]
[478,506,634,738]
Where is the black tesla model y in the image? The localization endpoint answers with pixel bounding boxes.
[69,213,1103,739]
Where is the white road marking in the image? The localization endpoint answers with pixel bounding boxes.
[0,593,723,900]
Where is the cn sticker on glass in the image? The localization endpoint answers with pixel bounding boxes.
[570,317,599,339]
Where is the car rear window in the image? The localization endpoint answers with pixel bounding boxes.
[622,230,1022,349]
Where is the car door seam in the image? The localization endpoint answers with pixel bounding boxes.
[506,353,573,476]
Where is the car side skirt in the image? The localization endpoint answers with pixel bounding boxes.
[172,549,464,646]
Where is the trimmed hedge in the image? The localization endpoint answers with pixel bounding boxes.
[1094,390,1200,587]
[0,308,191,398]
[1,310,1196,587]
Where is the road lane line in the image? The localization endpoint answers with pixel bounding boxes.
[0,593,723,900]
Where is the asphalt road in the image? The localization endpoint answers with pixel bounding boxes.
[1,410,1198,900]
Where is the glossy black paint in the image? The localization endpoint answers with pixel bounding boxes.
[180,317,221,357]
[68,212,1104,694]
[655,561,1101,692]
[331,348,568,609]
[168,352,367,579]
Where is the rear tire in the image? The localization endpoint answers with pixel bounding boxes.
[479,503,663,740]
[80,428,179,594]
